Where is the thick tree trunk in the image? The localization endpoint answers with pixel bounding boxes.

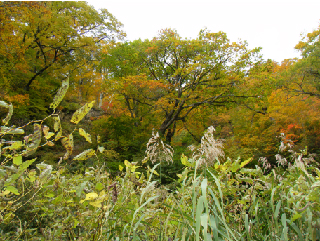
[159,120,176,143]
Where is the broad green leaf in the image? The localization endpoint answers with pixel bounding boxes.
[13,155,22,166]
[73,219,79,228]
[45,193,55,198]
[73,149,95,161]
[76,181,87,197]
[274,200,282,219]
[4,141,23,151]
[79,128,92,143]
[52,194,63,205]
[6,186,20,195]
[71,100,95,124]
[20,158,37,171]
[291,212,302,222]
[95,182,104,191]
[50,78,69,109]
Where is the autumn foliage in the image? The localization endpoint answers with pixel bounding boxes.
[1,2,320,240]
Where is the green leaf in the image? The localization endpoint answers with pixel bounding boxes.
[291,212,302,222]
[52,194,63,205]
[76,181,87,197]
[6,186,20,195]
[71,101,95,124]
[4,141,23,151]
[274,200,282,219]
[50,78,69,109]
[13,155,22,166]
[95,182,104,191]
[73,219,80,228]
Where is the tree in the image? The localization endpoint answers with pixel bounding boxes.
[102,29,261,142]
[0,1,124,119]
[284,23,320,98]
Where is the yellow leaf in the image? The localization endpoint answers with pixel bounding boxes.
[147,166,159,176]
[61,134,73,160]
[0,190,10,196]
[124,160,130,167]
[89,200,103,208]
[85,192,98,200]
[119,165,124,171]
[50,78,69,109]
[240,158,252,168]
[71,101,95,124]
[79,128,92,143]
[73,149,95,161]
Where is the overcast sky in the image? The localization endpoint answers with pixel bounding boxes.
[87,0,320,63]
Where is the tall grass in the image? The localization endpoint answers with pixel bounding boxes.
[1,124,320,240]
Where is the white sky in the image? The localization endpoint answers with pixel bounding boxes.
[87,0,320,63]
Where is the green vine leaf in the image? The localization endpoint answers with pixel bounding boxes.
[13,155,22,166]
[6,186,20,195]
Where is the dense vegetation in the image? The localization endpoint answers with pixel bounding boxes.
[1,1,320,240]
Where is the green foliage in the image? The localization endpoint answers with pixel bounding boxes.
[1,85,320,240]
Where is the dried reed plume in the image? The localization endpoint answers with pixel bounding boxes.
[143,130,174,164]
[192,126,225,167]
